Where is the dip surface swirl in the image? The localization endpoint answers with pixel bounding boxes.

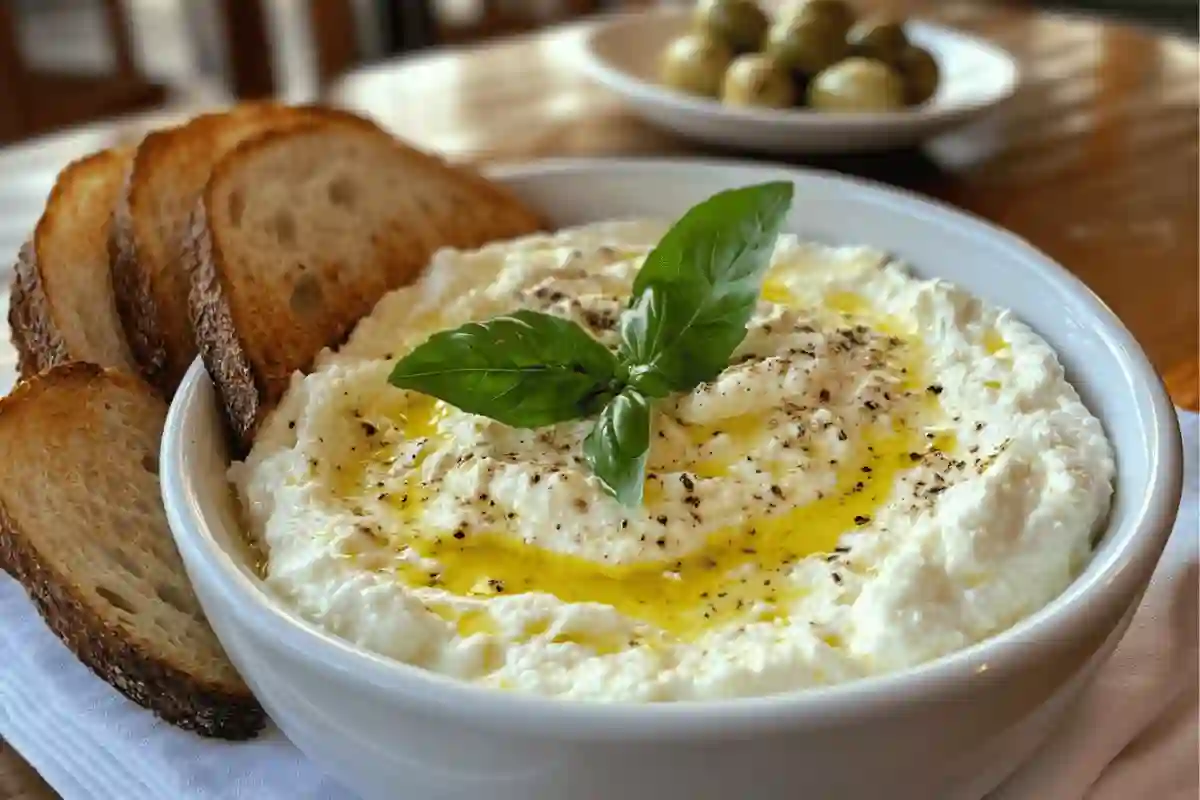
[232,221,1114,701]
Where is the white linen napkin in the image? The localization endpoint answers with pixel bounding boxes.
[1,405,1196,800]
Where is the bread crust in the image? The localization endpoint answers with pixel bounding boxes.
[9,149,132,377]
[109,140,171,391]
[0,363,265,739]
[186,202,262,453]
[187,118,544,449]
[0,500,265,739]
[109,104,391,398]
[109,111,246,396]
[8,241,68,378]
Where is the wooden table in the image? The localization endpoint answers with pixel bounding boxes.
[1,2,1196,797]
[331,1,1199,385]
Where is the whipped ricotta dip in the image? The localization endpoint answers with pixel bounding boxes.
[232,220,1115,702]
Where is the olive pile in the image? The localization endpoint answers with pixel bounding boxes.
[659,0,940,112]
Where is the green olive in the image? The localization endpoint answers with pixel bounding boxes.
[693,0,770,54]
[778,0,856,38]
[847,17,909,66]
[897,45,940,105]
[764,14,849,78]
[808,57,906,112]
[722,54,796,109]
[659,33,734,98]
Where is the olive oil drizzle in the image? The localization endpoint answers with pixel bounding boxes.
[323,284,951,643]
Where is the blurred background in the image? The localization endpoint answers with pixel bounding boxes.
[2,0,1196,147]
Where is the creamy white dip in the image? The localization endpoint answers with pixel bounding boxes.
[232,220,1115,701]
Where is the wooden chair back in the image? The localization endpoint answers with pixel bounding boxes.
[0,0,164,145]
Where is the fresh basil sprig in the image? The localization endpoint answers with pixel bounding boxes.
[620,182,795,397]
[583,387,652,505]
[387,310,622,429]
[388,182,794,505]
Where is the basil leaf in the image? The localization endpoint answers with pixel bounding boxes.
[388,310,619,428]
[584,388,651,506]
[619,182,793,395]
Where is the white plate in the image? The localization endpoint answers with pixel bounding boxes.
[578,8,1019,154]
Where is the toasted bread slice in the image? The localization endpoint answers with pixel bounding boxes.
[110,103,372,396]
[9,149,137,377]
[0,363,264,739]
[188,122,544,449]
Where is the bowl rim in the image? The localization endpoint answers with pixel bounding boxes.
[577,7,1021,127]
[162,156,1182,740]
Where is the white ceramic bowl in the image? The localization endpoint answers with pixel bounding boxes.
[162,159,1181,800]
[577,8,1019,154]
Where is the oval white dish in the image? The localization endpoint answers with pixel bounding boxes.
[577,8,1019,154]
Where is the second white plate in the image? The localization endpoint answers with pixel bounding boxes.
[578,8,1019,155]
